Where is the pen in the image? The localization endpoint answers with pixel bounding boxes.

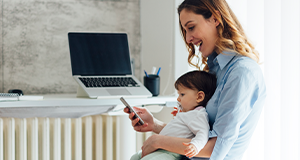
[157,67,161,76]
[144,70,149,77]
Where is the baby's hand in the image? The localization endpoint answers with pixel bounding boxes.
[171,107,181,116]
[182,142,198,158]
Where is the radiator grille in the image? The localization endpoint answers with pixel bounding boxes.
[0,115,152,160]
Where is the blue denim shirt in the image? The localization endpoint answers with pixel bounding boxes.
[206,51,266,160]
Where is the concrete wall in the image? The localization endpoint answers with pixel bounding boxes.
[0,0,141,94]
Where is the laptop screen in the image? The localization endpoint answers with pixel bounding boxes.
[68,32,132,76]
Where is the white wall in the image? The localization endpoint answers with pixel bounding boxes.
[174,0,190,78]
[140,0,189,96]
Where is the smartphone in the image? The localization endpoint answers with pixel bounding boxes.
[120,97,145,125]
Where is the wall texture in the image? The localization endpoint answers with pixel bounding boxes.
[0,0,141,94]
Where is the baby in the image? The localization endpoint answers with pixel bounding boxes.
[131,70,216,160]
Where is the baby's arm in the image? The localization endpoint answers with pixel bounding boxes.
[184,109,210,157]
[182,142,198,158]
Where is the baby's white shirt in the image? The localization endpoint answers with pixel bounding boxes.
[159,107,209,153]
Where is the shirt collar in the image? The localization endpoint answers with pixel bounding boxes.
[208,51,237,70]
[207,51,218,70]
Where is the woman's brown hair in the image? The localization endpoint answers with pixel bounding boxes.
[178,0,259,71]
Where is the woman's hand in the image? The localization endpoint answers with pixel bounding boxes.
[124,106,155,132]
[141,134,162,157]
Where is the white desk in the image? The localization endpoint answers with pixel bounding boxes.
[0,94,177,118]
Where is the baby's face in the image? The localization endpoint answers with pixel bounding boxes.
[176,85,199,112]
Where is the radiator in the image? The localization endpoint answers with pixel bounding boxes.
[0,115,152,160]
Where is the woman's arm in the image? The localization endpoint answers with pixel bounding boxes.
[152,118,167,134]
[141,135,216,158]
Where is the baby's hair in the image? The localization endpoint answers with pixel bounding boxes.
[175,70,217,107]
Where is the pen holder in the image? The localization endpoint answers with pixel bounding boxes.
[144,75,160,96]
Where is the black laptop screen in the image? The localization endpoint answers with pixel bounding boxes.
[68,32,132,76]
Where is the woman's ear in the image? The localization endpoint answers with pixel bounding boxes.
[211,10,221,27]
[196,91,205,103]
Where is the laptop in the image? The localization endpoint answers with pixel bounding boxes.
[68,32,152,99]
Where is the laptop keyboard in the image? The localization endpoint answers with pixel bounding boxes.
[79,77,140,88]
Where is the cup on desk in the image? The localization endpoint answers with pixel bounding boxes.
[144,74,160,96]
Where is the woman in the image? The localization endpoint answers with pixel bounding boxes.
[124,0,266,159]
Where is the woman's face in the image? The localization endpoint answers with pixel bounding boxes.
[179,9,219,57]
